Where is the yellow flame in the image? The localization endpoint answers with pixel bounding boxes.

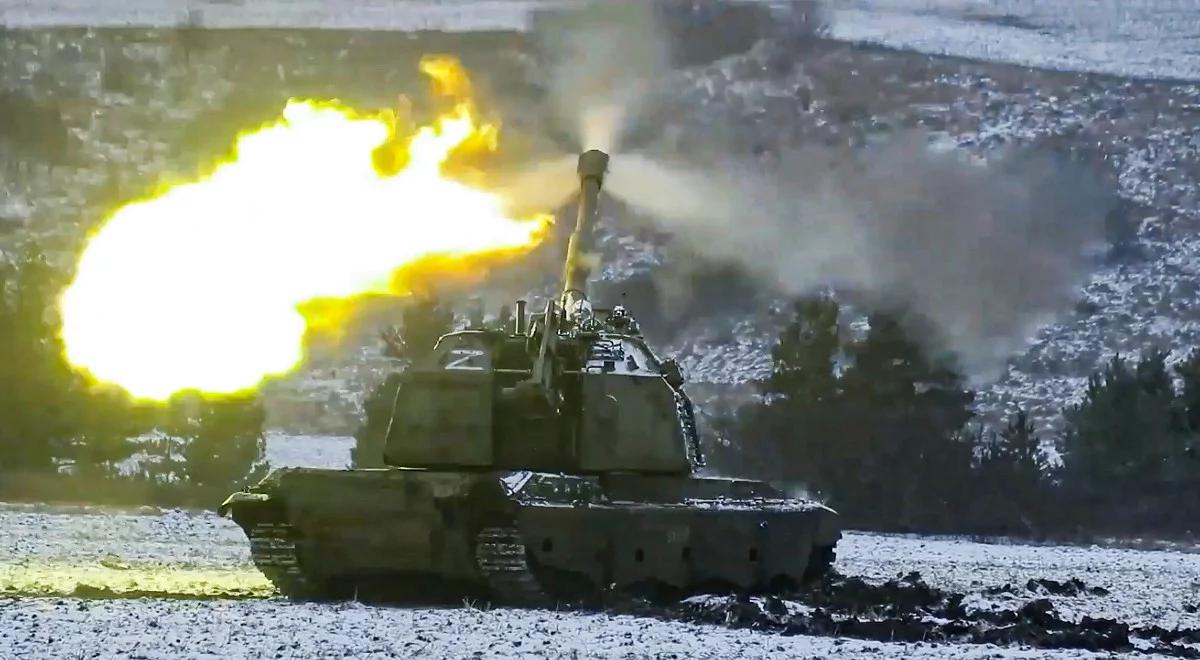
[60,56,551,401]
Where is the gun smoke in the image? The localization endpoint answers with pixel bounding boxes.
[536,0,669,153]
[513,0,1107,379]
[605,138,1108,380]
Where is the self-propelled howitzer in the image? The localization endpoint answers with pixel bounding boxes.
[220,150,840,603]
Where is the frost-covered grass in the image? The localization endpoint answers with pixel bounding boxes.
[0,502,268,598]
[6,0,1199,81]
[828,0,1200,81]
[0,0,554,31]
[0,563,271,599]
[1,596,1136,660]
[1,503,1197,657]
[0,504,249,566]
[839,531,1200,631]
[0,435,346,597]
[263,432,353,470]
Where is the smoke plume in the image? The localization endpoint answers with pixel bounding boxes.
[535,0,669,153]
[492,154,579,218]
[516,1,1106,379]
[606,136,1108,379]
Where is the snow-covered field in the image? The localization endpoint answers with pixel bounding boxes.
[2,436,1195,657]
[0,0,556,31]
[840,533,1200,631]
[0,596,1127,660]
[262,432,353,470]
[828,0,1200,81]
[4,499,1197,659]
[5,0,1200,81]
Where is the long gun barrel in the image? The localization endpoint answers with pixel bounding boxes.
[562,149,610,318]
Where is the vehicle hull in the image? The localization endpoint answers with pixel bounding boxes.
[222,467,839,603]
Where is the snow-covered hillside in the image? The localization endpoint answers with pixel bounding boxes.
[829,0,1200,81]
[0,0,554,31]
[6,1,1199,80]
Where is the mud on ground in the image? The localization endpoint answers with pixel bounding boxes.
[650,572,1200,657]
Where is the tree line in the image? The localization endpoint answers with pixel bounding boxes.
[0,246,266,505]
[712,294,1200,538]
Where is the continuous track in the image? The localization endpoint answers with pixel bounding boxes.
[245,520,318,599]
[247,520,553,605]
[474,526,550,606]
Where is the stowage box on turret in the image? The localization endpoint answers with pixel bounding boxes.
[220,150,840,604]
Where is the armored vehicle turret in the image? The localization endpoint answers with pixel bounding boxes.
[221,150,839,603]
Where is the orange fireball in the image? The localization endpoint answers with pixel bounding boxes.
[59,56,551,400]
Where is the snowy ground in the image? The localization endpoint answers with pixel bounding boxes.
[3,438,1196,657]
[839,533,1200,631]
[828,0,1200,81]
[4,500,1197,659]
[262,432,353,470]
[1,596,1134,660]
[0,0,557,31]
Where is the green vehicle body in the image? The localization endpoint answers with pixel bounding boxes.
[221,150,840,603]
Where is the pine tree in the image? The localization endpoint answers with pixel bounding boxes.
[0,256,54,471]
[992,411,1048,486]
[842,313,974,425]
[721,304,980,531]
[67,388,151,478]
[1059,352,1180,493]
[0,250,93,472]
[1174,349,1200,433]
[977,410,1049,534]
[1058,350,1200,533]
[838,312,976,531]
[731,294,844,485]
[169,393,268,490]
[0,247,156,478]
[762,295,839,403]
[1173,350,1200,486]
